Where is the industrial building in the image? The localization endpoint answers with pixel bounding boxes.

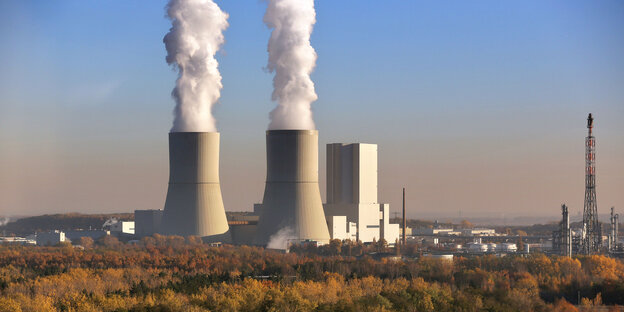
[65,230,109,242]
[467,242,517,254]
[134,209,163,237]
[226,212,259,246]
[461,228,496,236]
[323,143,400,245]
[161,132,230,241]
[0,237,36,245]
[413,221,463,236]
[36,231,67,246]
[327,216,357,241]
[413,228,456,236]
[110,221,135,235]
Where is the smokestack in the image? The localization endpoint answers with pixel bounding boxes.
[161,132,229,240]
[402,188,406,245]
[254,130,330,246]
[611,207,619,252]
[562,204,571,257]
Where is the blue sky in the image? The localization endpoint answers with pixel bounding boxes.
[1,1,623,221]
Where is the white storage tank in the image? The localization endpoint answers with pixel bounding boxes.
[468,243,488,253]
[499,243,517,253]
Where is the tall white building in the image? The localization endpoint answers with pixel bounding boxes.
[324,143,399,244]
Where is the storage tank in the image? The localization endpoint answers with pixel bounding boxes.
[499,243,517,253]
[424,254,454,261]
[161,132,230,240]
[254,130,330,247]
[469,243,488,253]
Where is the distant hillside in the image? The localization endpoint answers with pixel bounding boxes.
[0,213,134,236]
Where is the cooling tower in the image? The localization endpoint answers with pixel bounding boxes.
[254,130,331,246]
[161,132,230,241]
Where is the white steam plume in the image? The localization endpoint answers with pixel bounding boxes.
[267,227,295,250]
[164,0,229,132]
[264,0,318,130]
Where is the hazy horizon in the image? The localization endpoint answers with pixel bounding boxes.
[1,1,623,220]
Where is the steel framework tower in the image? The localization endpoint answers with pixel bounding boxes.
[562,204,572,257]
[609,207,619,252]
[582,113,601,254]
[552,204,572,257]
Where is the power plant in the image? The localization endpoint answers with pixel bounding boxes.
[161,132,230,241]
[550,113,622,256]
[152,0,622,253]
[324,143,399,244]
[253,130,331,246]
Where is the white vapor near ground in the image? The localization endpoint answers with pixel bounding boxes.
[264,0,318,130]
[0,217,10,227]
[164,0,229,132]
[267,227,295,250]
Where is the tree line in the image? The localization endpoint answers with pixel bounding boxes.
[0,237,623,311]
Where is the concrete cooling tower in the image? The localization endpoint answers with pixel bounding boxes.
[254,130,331,246]
[161,132,230,241]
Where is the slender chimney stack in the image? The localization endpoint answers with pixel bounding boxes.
[402,188,406,245]
[562,204,571,257]
[161,132,230,240]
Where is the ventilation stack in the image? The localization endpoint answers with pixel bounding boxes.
[161,132,230,241]
[254,130,330,247]
[610,207,619,252]
[561,204,572,257]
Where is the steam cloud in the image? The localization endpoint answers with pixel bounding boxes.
[0,217,10,227]
[267,227,295,250]
[164,0,229,132]
[264,0,318,130]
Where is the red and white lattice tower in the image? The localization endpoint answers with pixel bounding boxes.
[582,113,601,254]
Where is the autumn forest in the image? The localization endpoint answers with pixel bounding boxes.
[1,236,623,312]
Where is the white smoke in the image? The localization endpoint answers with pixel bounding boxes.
[164,0,229,132]
[264,0,318,130]
[0,217,10,227]
[267,226,295,250]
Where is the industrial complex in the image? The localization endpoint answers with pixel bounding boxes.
[1,113,621,258]
[137,130,401,249]
[550,114,622,257]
